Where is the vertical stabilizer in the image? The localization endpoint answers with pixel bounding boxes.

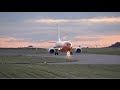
[57,24,61,41]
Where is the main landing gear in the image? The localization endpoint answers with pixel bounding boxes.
[55,52,58,55]
[54,49,73,55]
[55,49,59,55]
[70,52,73,55]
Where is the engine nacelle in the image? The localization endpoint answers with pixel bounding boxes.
[74,48,82,53]
[48,48,55,54]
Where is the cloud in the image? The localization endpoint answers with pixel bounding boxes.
[0,41,54,48]
[1,35,120,48]
[1,15,120,48]
[0,37,55,48]
[0,37,24,42]
[33,17,120,24]
[34,19,69,23]
[80,17,120,23]
[72,35,120,47]
[74,35,99,39]
[74,35,120,40]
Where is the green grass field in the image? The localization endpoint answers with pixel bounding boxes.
[0,48,48,54]
[82,48,120,55]
[0,48,120,78]
[0,48,120,55]
[0,55,68,64]
[0,55,120,79]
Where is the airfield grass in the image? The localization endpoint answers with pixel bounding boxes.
[0,48,47,54]
[0,55,120,79]
[82,48,120,55]
[0,48,120,55]
[0,55,68,64]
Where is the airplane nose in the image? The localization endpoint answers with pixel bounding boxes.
[63,42,72,51]
[64,42,72,47]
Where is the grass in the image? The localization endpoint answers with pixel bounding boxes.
[82,48,120,55]
[0,48,120,55]
[0,55,68,64]
[0,55,120,79]
[0,48,48,54]
[0,48,120,78]
[0,64,120,79]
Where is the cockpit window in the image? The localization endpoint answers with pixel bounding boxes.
[65,42,71,46]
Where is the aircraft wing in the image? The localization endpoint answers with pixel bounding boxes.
[72,46,82,49]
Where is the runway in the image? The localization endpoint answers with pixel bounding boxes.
[0,52,120,64]
[25,53,120,64]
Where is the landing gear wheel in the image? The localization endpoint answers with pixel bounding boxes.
[70,52,73,55]
[67,51,70,56]
[55,52,58,55]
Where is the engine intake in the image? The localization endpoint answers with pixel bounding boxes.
[75,48,82,53]
[48,48,55,54]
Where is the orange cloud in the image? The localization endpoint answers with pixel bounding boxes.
[80,17,120,23]
[0,41,54,48]
[74,35,98,39]
[34,19,69,23]
[0,37,24,42]
[33,17,120,24]
[74,35,120,40]
[0,37,54,48]
[72,35,120,47]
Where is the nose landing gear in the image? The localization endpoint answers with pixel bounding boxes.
[67,51,73,55]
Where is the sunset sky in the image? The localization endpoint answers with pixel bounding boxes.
[0,12,120,48]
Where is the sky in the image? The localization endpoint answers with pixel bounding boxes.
[0,12,120,48]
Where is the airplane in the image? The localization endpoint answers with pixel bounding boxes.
[48,24,82,55]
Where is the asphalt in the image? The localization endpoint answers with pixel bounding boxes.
[25,53,120,64]
[0,52,120,64]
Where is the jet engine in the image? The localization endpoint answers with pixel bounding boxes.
[74,48,82,53]
[48,48,55,54]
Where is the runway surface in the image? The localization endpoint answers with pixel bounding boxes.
[0,52,120,64]
[25,53,120,64]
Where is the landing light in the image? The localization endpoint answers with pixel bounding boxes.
[65,51,71,60]
[67,51,70,56]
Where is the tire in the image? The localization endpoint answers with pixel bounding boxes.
[70,52,73,55]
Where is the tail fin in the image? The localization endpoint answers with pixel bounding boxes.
[57,24,61,41]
